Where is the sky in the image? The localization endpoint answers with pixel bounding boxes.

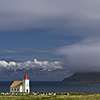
[0,0,100,80]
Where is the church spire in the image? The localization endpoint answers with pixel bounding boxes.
[24,73,29,80]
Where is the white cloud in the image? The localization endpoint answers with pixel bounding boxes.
[0,59,63,71]
[0,61,8,67]
[8,62,16,66]
[57,38,100,72]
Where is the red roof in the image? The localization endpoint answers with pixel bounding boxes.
[24,73,29,80]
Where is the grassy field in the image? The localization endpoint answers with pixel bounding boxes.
[0,94,100,100]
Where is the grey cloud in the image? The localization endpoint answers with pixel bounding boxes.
[0,49,51,55]
[0,0,100,36]
[0,0,68,31]
[2,50,18,53]
[57,38,100,72]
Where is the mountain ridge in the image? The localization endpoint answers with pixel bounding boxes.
[62,72,100,83]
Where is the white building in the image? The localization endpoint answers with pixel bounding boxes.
[10,73,30,93]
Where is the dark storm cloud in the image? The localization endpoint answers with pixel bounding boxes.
[0,0,100,36]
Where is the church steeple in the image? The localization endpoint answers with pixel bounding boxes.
[24,73,29,80]
[23,73,30,93]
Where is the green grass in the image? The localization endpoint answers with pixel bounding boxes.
[0,94,100,100]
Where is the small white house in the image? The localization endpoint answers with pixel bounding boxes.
[10,73,30,93]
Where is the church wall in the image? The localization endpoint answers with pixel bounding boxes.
[19,86,22,92]
[22,79,30,93]
[10,87,20,92]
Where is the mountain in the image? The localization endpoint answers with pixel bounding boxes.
[0,68,69,81]
[62,72,100,83]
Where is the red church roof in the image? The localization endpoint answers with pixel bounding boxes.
[24,73,29,80]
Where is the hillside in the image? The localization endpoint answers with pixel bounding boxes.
[62,72,100,83]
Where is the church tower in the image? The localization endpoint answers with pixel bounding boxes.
[22,73,30,93]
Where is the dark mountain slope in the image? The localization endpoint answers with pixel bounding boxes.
[62,72,100,83]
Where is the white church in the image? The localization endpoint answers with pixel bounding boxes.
[10,73,30,93]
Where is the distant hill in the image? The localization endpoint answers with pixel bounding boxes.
[62,72,100,83]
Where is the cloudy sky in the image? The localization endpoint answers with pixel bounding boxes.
[0,0,100,80]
